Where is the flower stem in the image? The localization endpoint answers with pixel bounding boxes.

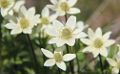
[66,45,74,74]
[26,34,41,74]
[0,14,3,42]
[98,54,104,74]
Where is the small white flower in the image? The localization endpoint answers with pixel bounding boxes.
[41,48,76,71]
[81,28,115,57]
[107,58,120,74]
[46,16,87,47]
[39,7,58,30]
[47,0,80,16]
[0,0,15,17]
[4,6,40,35]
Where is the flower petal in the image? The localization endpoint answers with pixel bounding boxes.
[80,39,91,45]
[103,32,111,40]
[107,58,117,67]
[99,48,108,57]
[95,27,102,37]
[104,40,115,47]
[67,8,80,14]
[41,48,54,58]
[41,7,49,17]
[63,54,76,61]
[68,0,77,7]
[23,28,32,34]
[92,50,99,58]
[76,21,85,32]
[88,28,94,39]
[82,46,92,52]
[66,38,75,46]
[56,62,66,71]
[112,67,119,74]
[4,23,16,29]
[11,28,22,35]
[66,16,76,29]
[53,20,64,29]
[44,59,55,67]
[50,0,57,4]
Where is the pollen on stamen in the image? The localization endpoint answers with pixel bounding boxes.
[20,17,29,29]
[0,0,9,8]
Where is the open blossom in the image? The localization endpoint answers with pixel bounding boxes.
[41,48,76,71]
[46,16,87,47]
[5,6,40,34]
[47,0,80,16]
[39,7,58,30]
[0,0,15,17]
[107,48,120,74]
[81,28,115,57]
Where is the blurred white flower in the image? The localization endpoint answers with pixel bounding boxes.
[107,57,120,74]
[46,16,87,47]
[39,7,58,30]
[81,28,115,57]
[47,0,80,16]
[5,6,40,35]
[41,48,76,71]
[0,0,15,17]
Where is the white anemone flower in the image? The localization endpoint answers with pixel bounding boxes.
[47,0,80,16]
[0,0,15,17]
[5,6,40,34]
[46,16,87,47]
[81,28,115,57]
[39,7,58,30]
[41,48,76,71]
[107,57,120,74]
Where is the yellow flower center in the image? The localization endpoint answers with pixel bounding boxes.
[60,2,70,12]
[0,0,9,8]
[60,28,73,40]
[54,53,63,62]
[20,17,29,29]
[93,38,103,48]
[41,17,49,25]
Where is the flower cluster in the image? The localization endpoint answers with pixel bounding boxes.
[2,0,120,73]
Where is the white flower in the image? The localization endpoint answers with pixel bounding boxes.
[81,28,115,57]
[4,6,40,35]
[0,0,15,17]
[107,58,120,74]
[39,7,58,30]
[47,0,80,16]
[41,48,76,71]
[46,16,87,47]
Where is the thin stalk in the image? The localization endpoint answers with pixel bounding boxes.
[98,54,104,74]
[66,45,74,74]
[58,68,61,74]
[26,34,40,74]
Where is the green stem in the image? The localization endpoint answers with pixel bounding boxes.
[98,54,104,74]
[26,34,41,74]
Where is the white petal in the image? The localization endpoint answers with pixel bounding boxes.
[23,28,32,34]
[13,0,25,12]
[68,0,77,7]
[63,54,76,61]
[41,48,54,58]
[104,40,115,47]
[76,21,85,32]
[56,62,66,71]
[56,39,65,47]
[78,32,87,38]
[49,13,58,22]
[11,28,22,35]
[99,48,108,57]
[103,32,111,40]
[82,47,92,52]
[44,59,55,67]
[48,38,59,44]
[66,16,76,29]
[4,23,16,29]
[53,20,64,29]
[50,0,58,4]
[88,28,94,39]
[92,50,99,58]
[107,58,117,67]
[46,4,56,11]
[26,7,35,17]
[95,27,102,37]
[112,67,119,74]
[20,6,27,15]
[41,7,49,17]
[80,39,91,45]
[66,38,75,46]
[1,9,8,17]
[67,8,80,14]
